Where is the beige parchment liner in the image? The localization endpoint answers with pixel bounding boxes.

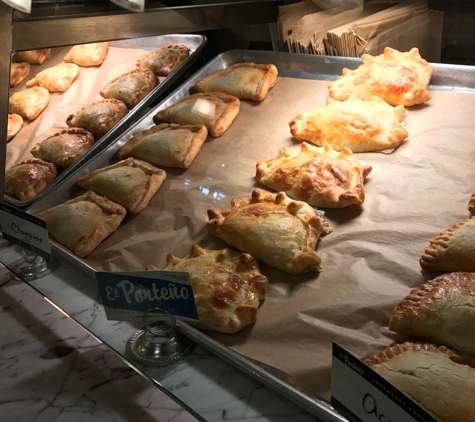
[73,76,475,401]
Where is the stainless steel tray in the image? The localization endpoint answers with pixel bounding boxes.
[6,33,206,209]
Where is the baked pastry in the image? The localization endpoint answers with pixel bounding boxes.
[147,244,268,333]
[99,68,157,108]
[25,63,79,93]
[10,62,30,87]
[136,45,189,76]
[207,190,332,274]
[154,92,240,137]
[76,158,167,214]
[328,47,434,106]
[256,143,372,208]
[468,193,475,216]
[195,63,278,101]
[66,99,128,135]
[30,128,95,169]
[289,96,408,152]
[364,343,475,422]
[389,272,475,355]
[9,87,50,120]
[63,42,108,67]
[7,113,23,142]
[5,159,58,201]
[117,123,208,168]
[420,217,475,272]
[13,49,51,65]
[36,190,126,258]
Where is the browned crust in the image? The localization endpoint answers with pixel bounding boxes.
[468,193,475,216]
[9,87,50,120]
[63,43,108,67]
[13,49,51,65]
[136,44,189,76]
[7,113,24,142]
[10,62,30,88]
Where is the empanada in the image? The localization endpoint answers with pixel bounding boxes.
[289,96,408,152]
[30,128,95,169]
[25,63,79,93]
[389,272,475,356]
[420,217,475,272]
[195,63,278,101]
[76,158,167,214]
[7,113,23,142]
[154,92,240,137]
[10,62,30,87]
[9,87,50,120]
[256,143,372,208]
[207,190,332,274]
[468,193,475,216]
[364,343,475,422]
[63,42,108,67]
[66,99,128,135]
[147,244,268,334]
[117,123,208,168]
[5,159,58,201]
[328,47,433,106]
[99,68,157,108]
[136,44,189,76]
[13,49,51,65]
[36,190,126,258]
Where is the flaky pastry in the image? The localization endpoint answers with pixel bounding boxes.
[207,190,332,274]
[289,96,408,152]
[26,63,79,93]
[13,49,51,65]
[136,44,189,76]
[64,43,108,67]
[10,62,30,88]
[328,47,434,106]
[9,87,50,120]
[7,113,23,142]
[468,193,475,216]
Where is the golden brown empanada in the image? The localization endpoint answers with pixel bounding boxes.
[36,190,126,258]
[9,87,50,120]
[30,128,95,169]
[154,92,240,137]
[147,244,268,333]
[7,113,23,142]
[25,63,79,93]
[420,217,475,272]
[13,49,51,65]
[66,99,128,135]
[289,96,408,152]
[99,68,157,108]
[468,193,475,216]
[10,62,30,87]
[5,159,58,201]
[256,143,372,208]
[364,342,475,422]
[76,158,167,214]
[207,190,332,274]
[117,123,208,168]
[136,44,189,76]
[63,42,108,67]
[389,272,475,356]
[328,47,433,106]
[195,63,278,101]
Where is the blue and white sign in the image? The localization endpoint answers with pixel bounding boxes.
[96,270,199,322]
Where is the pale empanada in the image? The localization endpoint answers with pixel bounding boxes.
[207,190,332,274]
[30,128,95,169]
[468,193,475,216]
[136,44,189,76]
[9,87,50,120]
[66,99,128,135]
[99,68,157,108]
[10,62,30,88]
[13,49,51,65]
[328,47,434,106]
[25,63,79,93]
[117,123,208,168]
[389,272,475,356]
[364,342,475,422]
[154,92,240,137]
[420,217,475,272]
[289,96,408,152]
[7,113,23,142]
[63,42,108,67]
[256,143,372,208]
[147,244,268,334]
[5,159,58,201]
[36,190,126,258]
[76,158,167,214]
[195,63,278,101]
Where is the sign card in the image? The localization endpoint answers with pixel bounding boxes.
[1,0,31,12]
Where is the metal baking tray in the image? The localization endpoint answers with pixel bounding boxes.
[5,33,206,210]
[26,50,475,422]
